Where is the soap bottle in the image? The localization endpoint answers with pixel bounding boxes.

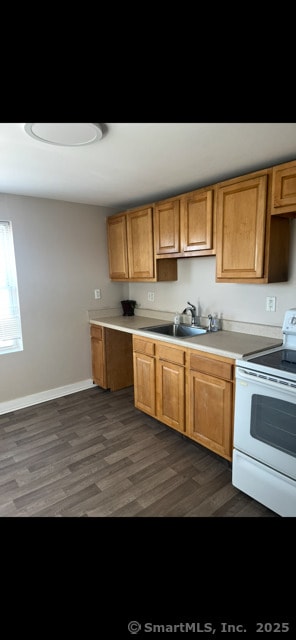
[211,313,220,331]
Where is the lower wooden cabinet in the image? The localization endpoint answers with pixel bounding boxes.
[90,324,133,391]
[133,336,186,433]
[91,325,106,388]
[91,327,235,461]
[133,336,235,460]
[155,342,186,433]
[133,348,156,416]
[187,351,234,461]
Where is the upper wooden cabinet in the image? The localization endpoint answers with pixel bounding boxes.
[107,213,129,279]
[154,187,215,259]
[127,207,154,279]
[107,206,177,282]
[215,170,290,283]
[107,207,154,280]
[107,158,295,282]
[154,199,180,254]
[180,188,214,255]
[271,160,296,216]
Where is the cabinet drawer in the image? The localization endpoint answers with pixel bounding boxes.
[133,336,155,356]
[90,325,103,340]
[190,352,233,380]
[156,343,186,366]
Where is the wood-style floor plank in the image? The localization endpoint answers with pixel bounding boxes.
[0,386,279,517]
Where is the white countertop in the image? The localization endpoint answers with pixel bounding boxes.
[89,315,282,359]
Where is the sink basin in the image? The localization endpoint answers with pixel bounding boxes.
[140,323,208,338]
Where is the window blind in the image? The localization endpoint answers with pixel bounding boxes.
[0,221,23,354]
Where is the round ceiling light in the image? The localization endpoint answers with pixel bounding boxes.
[24,123,104,146]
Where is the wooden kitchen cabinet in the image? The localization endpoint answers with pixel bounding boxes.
[154,187,215,259]
[107,159,294,282]
[133,336,186,432]
[133,336,156,416]
[127,206,155,279]
[91,325,106,389]
[180,187,215,256]
[107,207,177,282]
[187,350,234,461]
[90,324,133,391]
[154,198,180,255]
[107,213,129,280]
[133,336,235,460]
[271,160,296,216]
[107,207,154,280]
[155,342,186,433]
[215,169,290,283]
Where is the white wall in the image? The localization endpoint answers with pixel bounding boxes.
[129,219,296,327]
[0,193,126,404]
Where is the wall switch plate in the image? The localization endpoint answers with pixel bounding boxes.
[94,289,101,299]
[266,296,276,311]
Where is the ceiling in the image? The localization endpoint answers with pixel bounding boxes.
[1,123,296,211]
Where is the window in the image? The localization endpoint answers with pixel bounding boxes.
[0,221,23,354]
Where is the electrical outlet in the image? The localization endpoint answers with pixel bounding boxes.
[94,289,101,299]
[266,296,276,312]
[148,292,155,302]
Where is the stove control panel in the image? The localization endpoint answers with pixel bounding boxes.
[282,308,296,337]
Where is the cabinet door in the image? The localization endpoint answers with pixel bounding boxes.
[154,199,180,254]
[107,214,129,280]
[271,161,296,215]
[105,328,133,391]
[156,359,185,432]
[133,351,156,416]
[91,326,107,388]
[180,189,214,254]
[216,175,267,280]
[188,370,233,460]
[127,207,155,279]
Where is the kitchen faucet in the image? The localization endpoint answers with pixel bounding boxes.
[182,301,197,325]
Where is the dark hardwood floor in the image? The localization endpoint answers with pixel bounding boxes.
[0,385,278,517]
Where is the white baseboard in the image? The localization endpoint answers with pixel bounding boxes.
[0,379,96,416]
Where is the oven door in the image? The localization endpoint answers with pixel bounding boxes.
[234,366,296,480]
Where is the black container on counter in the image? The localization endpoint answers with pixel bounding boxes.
[121,300,136,316]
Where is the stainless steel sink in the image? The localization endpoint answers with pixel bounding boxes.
[140,323,208,338]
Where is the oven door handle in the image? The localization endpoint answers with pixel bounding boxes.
[236,367,296,395]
